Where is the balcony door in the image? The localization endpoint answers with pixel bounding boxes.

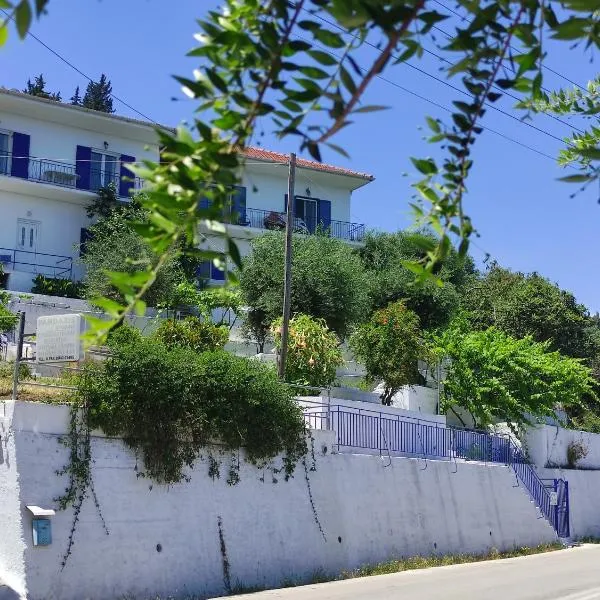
[16,219,40,254]
[90,150,119,191]
[295,197,317,233]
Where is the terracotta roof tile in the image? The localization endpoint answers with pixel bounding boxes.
[241,146,374,181]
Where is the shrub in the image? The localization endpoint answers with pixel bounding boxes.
[83,336,307,484]
[153,317,228,353]
[567,440,588,468]
[0,294,16,333]
[350,301,427,405]
[31,275,84,299]
[272,314,343,389]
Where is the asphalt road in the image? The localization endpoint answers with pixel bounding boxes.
[221,545,600,600]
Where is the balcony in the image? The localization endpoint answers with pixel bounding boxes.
[233,207,365,242]
[0,152,144,198]
[0,247,73,278]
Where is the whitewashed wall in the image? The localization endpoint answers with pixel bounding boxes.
[524,425,600,469]
[536,467,600,540]
[0,401,558,600]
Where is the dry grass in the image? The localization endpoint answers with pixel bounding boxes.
[0,368,78,404]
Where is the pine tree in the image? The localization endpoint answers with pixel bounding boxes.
[23,74,61,101]
[70,86,82,106]
[82,74,114,113]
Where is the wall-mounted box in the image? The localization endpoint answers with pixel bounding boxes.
[27,505,55,547]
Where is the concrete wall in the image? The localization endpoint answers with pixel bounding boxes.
[524,425,600,469]
[0,401,558,600]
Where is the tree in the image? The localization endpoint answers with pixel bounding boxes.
[358,230,475,329]
[70,86,82,106]
[80,187,187,308]
[462,264,599,361]
[5,1,598,342]
[82,74,114,113]
[272,314,343,389]
[240,232,370,351]
[23,74,61,101]
[433,322,596,430]
[350,301,428,405]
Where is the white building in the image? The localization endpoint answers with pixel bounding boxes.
[0,89,373,291]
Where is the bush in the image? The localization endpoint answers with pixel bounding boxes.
[350,301,427,405]
[83,336,307,484]
[153,317,228,353]
[31,275,84,299]
[272,314,343,389]
[0,294,16,333]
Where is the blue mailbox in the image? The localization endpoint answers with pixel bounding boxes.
[27,505,55,547]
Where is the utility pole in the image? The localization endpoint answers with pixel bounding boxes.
[278,152,296,379]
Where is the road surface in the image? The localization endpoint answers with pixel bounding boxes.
[221,545,600,600]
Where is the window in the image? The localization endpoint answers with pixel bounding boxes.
[16,219,40,253]
[90,150,119,191]
[0,130,12,175]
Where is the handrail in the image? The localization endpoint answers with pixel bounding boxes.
[301,401,566,537]
[0,246,73,278]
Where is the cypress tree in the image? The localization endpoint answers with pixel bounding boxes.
[23,74,61,101]
[82,74,114,113]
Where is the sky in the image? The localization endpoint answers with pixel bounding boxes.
[2,0,599,311]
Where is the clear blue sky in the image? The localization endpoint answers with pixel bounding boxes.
[2,0,598,310]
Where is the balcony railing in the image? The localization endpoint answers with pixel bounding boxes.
[0,152,144,198]
[232,207,365,242]
[0,247,73,278]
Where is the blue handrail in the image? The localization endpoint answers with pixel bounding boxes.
[302,402,567,537]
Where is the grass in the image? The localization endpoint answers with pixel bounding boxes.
[0,362,78,404]
[229,542,564,596]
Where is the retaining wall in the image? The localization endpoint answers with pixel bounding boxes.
[1,401,556,600]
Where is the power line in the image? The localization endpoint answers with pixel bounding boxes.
[430,0,589,91]
[296,33,565,164]
[0,8,157,124]
[305,7,579,144]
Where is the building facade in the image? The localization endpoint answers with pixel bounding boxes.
[0,90,373,291]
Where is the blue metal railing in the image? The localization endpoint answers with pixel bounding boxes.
[0,152,144,197]
[232,207,366,242]
[0,247,73,278]
[302,401,566,537]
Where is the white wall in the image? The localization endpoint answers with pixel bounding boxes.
[242,168,354,223]
[524,425,600,469]
[537,467,600,540]
[0,401,558,600]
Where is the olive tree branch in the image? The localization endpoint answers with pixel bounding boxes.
[316,0,425,145]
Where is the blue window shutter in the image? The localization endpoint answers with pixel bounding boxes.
[76,145,91,190]
[318,199,331,232]
[11,132,30,179]
[232,185,247,224]
[119,154,135,197]
[196,260,211,281]
[211,263,226,281]
[198,195,211,211]
[284,194,297,215]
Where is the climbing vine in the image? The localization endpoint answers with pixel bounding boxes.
[55,400,108,568]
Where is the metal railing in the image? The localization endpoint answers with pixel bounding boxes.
[0,247,73,278]
[302,401,566,537]
[232,207,366,242]
[0,152,144,197]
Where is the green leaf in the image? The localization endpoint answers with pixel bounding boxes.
[577,148,600,160]
[313,28,345,49]
[353,105,388,114]
[340,65,357,95]
[324,142,349,158]
[300,66,329,80]
[15,0,32,38]
[410,157,438,175]
[227,238,242,269]
[308,49,338,66]
[0,21,8,46]
[558,173,593,183]
[551,17,589,41]
[426,117,441,134]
